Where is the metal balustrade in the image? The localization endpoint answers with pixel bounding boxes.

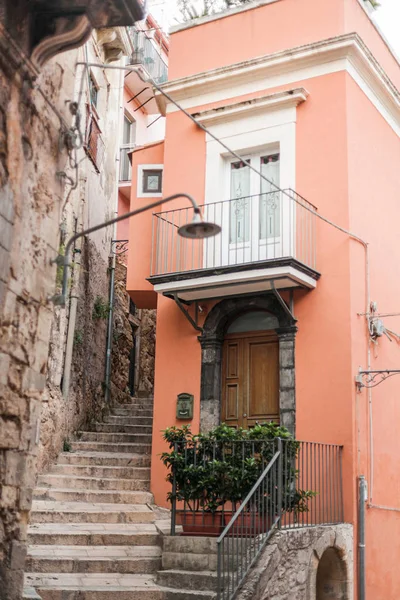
[150,189,317,277]
[119,146,135,181]
[167,437,343,600]
[128,28,168,84]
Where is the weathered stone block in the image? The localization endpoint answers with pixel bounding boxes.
[21,367,46,396]
[0,216,13,251]
[5,451,25,486]
[0,417,20,449]
[280,346,294,368]
[10,541,27,570]
[280,368,295,389]
[0,353,10,385]
[0,486,18,507]
[280,390,295,410]
[0,245,11,282]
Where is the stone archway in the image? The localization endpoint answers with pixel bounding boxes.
[198,292,297,433]
[316,547,348,600]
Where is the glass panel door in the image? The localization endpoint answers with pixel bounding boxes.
[120,116,136,181]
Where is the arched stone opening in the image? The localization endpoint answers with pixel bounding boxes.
[316,547,348,600]
[198,293,297,433]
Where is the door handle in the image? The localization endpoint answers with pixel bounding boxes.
[243,413,247,418]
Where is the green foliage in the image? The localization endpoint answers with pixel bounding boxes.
[73,329,83,346]
[92,296,110,320]
[55,243,66,289]
[161,423,315,515]
[63,439,72,452]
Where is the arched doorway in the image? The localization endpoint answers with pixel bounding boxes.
[316,547,348,600]
[222,311,280,428]
[199,293,297,434]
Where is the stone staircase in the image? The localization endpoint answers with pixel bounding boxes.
[24,397,166,600]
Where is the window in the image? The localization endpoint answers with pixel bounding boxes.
[89,75,99,109]
[259,153,280,240]
[119,115,136,181]
[230,160,251,244]
[228,151,280,245]
[137,164,164,197]
[142,169,163,194]
[85,106,105,172]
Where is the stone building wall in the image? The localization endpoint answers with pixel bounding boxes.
[111,258,156,404]
[236,524,354,600]
[0,21,133,599]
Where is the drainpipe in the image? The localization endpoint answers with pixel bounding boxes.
[62,186,86,399]
[358,475,367,600]
[104,63,125,407]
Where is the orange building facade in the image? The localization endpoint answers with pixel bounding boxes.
[126,0,400,597]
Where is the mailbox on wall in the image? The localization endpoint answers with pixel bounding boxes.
[176,393,194,420]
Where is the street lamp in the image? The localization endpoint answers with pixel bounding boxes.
[51,192,221,306]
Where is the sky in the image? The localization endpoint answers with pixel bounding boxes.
[148,0,400,60]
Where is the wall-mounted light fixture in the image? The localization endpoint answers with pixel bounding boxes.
[50,193,221,307]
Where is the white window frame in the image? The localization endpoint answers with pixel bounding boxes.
[137,164,164,198]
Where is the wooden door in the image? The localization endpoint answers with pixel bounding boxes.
[221,332,279,429]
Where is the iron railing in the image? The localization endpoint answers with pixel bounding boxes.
[217,440,343,600]
[168,438,343,599]
[119,146,135,181]
[129,28,168,84]
[150,189,317,277]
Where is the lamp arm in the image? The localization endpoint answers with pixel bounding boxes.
[53,192,200,306]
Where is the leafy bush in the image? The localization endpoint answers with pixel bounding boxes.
[161,423,315,515]
[92,296,110,320]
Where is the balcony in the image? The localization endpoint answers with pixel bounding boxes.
[124,28,168,114]
[149,190,320,301]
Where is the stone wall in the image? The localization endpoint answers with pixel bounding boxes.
[236,524,354,600]
[0,26,128,599]
[111,258,156,403]
[0,47,77,599]
[38,238,110,473]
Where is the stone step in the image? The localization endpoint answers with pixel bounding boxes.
[33,488,153,505]
[112,408,154,417]
[70,441,151,454]
[79,432,153,444]
[105,416,153,426]
[94,423,153,434]
[37,474,150,492]
[163,536,217,555]
[160,588,216,599]
[25,573,164,600]
[23,587,42,600]
[49,464,150,479]
[30,501,155,525]
[162,551,217,572]
[58,451,150,467]
[157,570,217,592]
[28,523,160,547]
[116,398,153,406]
[26,545,162,574]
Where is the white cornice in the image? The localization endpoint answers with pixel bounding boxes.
[155,34,400,136]
[192,88,308,126]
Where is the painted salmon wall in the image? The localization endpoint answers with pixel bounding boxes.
[149,72,358,517]
[168,0,345,80]
[127,142,165,308]
[345,73,400,599]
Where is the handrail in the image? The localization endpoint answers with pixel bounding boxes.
[216,439,282,600]
[217,449,281,540]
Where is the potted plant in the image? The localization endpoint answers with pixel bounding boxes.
[161,423,316,537]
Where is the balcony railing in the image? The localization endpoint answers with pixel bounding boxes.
[119,145,135,181]
[150,189,317,277]
[129,28,168,84]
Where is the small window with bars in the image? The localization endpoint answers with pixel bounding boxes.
[142,169,163,194]
[85,107,105,172]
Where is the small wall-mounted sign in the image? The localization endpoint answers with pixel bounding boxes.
[176,392,194,420]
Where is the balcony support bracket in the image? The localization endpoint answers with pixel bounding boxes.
[173,295,203,333]
[271,282,296,322]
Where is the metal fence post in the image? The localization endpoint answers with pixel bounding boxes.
[277,437,282,529]
[170,442,177,536]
